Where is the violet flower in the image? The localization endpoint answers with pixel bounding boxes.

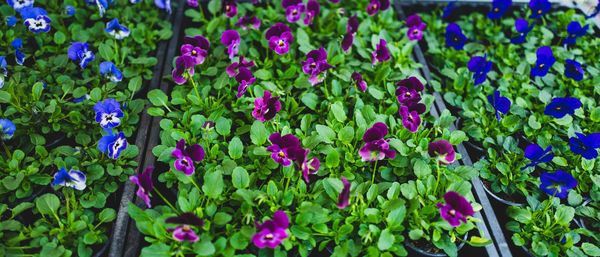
[531,46,555,77]
[487,91,511,123]
[366,0,390,16]
[303,0,319,26]
[21,7,51,33]
[336,177,351,209]
[565,21,588,45]
[569,133,600,160]
[267,133,300,166]
[99,61,123,82]
[436,191,474,227]
[521,144,553,170]
[68,42,94,69]
[12,38,25,65]
[104,18,130,39]
[252,210,290,248]
[359,122,395,162]
[172,138,205,176]
[6,15,16,26]
[8,0,33,12]
[285,3,305,23]
[223,0,237,18]
[129,166,153,208]
[467,53,493,86]
[543,97,581,119]
[98,129,128,159]
[428,140,456,165]
[398,105,422,133]
[487,0,511,20]
[0,119,15,140]
[155,0,172,14]
[227,56,255,77]
[221,30,240,60]
[166,212,204,242]
[539,170,577,198]
[301,47,334,85]
[564,59,584,81]
[187,0,198,7]
[181,44,207,65]
[0,56,6,88]
[529,0,550,19]
[351,72,367,92]
[235,67,255,98]
[265,23,293,55]
[347,14,358,34]
[172,55,196,85]
[442,1,456,19]
[395,77,424,105]
[94,99,123,128]
[371,39,391,67]
[235,15,261,30]
[52,168,86,190]
[445,23,467,50]
[406,14,426,41]
[289,147,320,183]
[511,19,535,44]
[252,90,281,122]
[184,35,210,52]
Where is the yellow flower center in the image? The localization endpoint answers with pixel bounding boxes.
[293,9,297,14]
[537,10,542,14]
[539,64,544,69]
[278,151,285,157]
[192,50,197,55]
[494,8,499,12]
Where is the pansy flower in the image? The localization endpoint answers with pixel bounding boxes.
[428,140,456,164]
[172,55,196,84]
[436,191,474,227]
[68,42,95,69]
[565,21,588,45]
[511,19,535,44]
[6,15,17,26]
[252,210,290,248]
[303,0,319,26]
[398,106,422,133]
[235,67,255,98]
[336,177,351,209]
[341,14,358,53]
[289,147,320,183]
[187,0,198,7]
[222,0,237,18]
[564,59,584,81]
[99,129,128,159]
[155,0,172,14]
[586,1,600,19]
[445,23,467,50]
[467,53,493,86]
[181,44,207,65]
[284,2,304,23]
[301,47,334,85]
[166,213,204,242]
[226,56,255,77]
[529,0,551,19]
[521,144,553,170]
[94,99,123,128]
[104,19,130,39]
[267,133,300,166]
[235,15,261,30]
[52,168,86,190]
[221,30,240,60]
[253,91,281,122]
[569,132,600,160]
[20,7,51,33]
[172,138,205,176]
[0,119,16,140]
[544,97,581,119]
[539,170,577,198]
[8,0,34,11]
[366,0,390,16]
[347,14,358,34]
[395,77,424,105]
[0,56,6,88]
[99,61,123,82]
[184,35,210,52]
[487,91,511,123]
[12,38,26,65]
[266,23,293,55]
[359,122,396,162]
[488,0,511,19]
[442,1,456,19]
[74,94,91,103]
[531,46,555,77]
[351,72,367,92]
[87,0,109,16]
[406,14,426,41]
[64,5,76,15]
[129,166,153,208]
[371,39,391,66]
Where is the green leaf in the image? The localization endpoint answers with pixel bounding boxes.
[267,181,278,196]
[582,243,600,256]
[331,102,347,122]
[507,206,531,223]
[231,167,250,189]
[128,76,143,93]
[53,31,66,45]
[408,229,424,240]
[301,92,319,110]
[554,205,575,226]
[591,107,600,122]
[0,91,11,103]
[449,130,467,145]
[99,208,116,223]
[32,82,44,101]
[316,125,336,144]
[326,149,340,169]
[532,241,548,256]
[11,202,34,217]
[141,244,171,257]
[528,116,541,130]
[468,236,492,247]
[215,117,231,136]
[147,89,169,107]
[377,229,394,250]
[338,126,354,145]
[387,206,405,230]
[413,159,431,178]
[250,120,268,146]
[98,43,114,61]
[228,137,243,159]
[213,212,232,225]
[35,193,60,215]
[207,0,221,15]
[195,236,216,256]
[202,170,224,199]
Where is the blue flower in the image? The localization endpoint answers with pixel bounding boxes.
[488,0,511,20]
[510,19,535,44]
[445,23,467,50]
[74,94,91,103]
[543,97,581,119]
[467,53,492,86]
[487,91,511,123]
[529,0,550,19]
[564,59,584,81]
[7,0,34,12]
[68,42,94,69]
[586,2,600,19]
[569,132,600,160]
[86,0,109,16]
[0,119,16,140]
[99,129,128,159]
[6,16,17,26]
[565,21,588,45]
[64,5,76,16]
[531,46,555,77]
[104,19,130,39]
[442,1,456,19]
[539,170,576,199]
[155,0,172,14]
[99,61,123,82]
[24,15,52,33]
[94,99,123,128]
[52,168,86,190]
[11,38,26,65]
[521,144,553,170]
[0,56,6,88]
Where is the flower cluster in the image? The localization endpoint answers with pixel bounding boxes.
[395,77,426,133]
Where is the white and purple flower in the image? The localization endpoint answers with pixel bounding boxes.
[99,129,128,159]
[68,42,94,69]
[52,168,86,190]
[104,19,130,39]
[94,99,123,128]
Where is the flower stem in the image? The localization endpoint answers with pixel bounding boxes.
[371,160,379,185]
[323,79,331,99]
[433,160,441,195]
[283,166,291,193]
[2,141,12,158]
[188,175,202,193]
[153,187,180,214]
[188,72,201,103]
[64,188,70,224]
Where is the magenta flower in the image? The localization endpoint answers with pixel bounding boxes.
[341,33,354,54]
[187,0,198,7]
[222,0,237,18]
[351,72,367,92]
[336,177,351,209]
[395,77,423,105]
[341,14,358,54]
[267,133,300,166]
[184,35,210,52]
[359,122,396,162]
[266,23,293,55]
[235,67,255,98]
[436,191,474,227]
[172,55,196,84]
[303,0,319,25]
[172,138,205,175]
[398,106,422,133]
[253,91,281,122]
[371,39,391,66]
[367,0,390,16]
[301,47,334,85]
[221,30,240,60]
[226,56,255,77]
[289,147,320,183]
[129,166,153,208]
[180,44,207,65]
[347,14,358,34]
[406,14,426,41]
[285,3,304,23]
[428,140,456,164]
[166,212,204,242]
[235,15,261,30]
[252,210,290,248]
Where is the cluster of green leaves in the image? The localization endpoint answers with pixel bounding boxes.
[0,0,172,255]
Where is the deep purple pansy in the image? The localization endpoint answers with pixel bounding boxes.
[166,212,204,242]
[265,23,293,55]
[539,170,577,198]
[336,177,351,209]
[184,35,210,51]
[172,55,196,84]
[488,0,512,19]
[98,129,128,159]
[303,0,319,26]
[129,166,153,208]
[94,99,123,128]
[564,59,584,81]
[487,91,511,123]
[235,67,256,98]
[445,23,467,50]
[529,0,550,19]
[288,147,320,183]
[428,140,456,164]
[227,56,255,77]
[359,122,396,162]
[172,138,205,176]
[301,47,334,85]
[52,167,86,190]
[366,0,390,16]
[406,14,426,41]
[543,97,581,119]
[235,15,261,30]
[181,44,207,65]
[187,0,198,7]
[223,0,237,18]
[252,210,290,248]
[398,105,422,133]
[467,53,493,86]
[285,3,305,23]
[436,191,474,227]
[569,133,600,160]
[221,30,240,60]
[531,46,555,77]
[371,39,391,67]
[68,42,94,69]
[511,19,535,44]
[565,21,588,45]
[351,72,367,92]
[253,90,281,122]
[267,133,300,166]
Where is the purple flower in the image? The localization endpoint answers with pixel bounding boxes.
[288,147,320,183]
[129,166,153,208]
[467,53,493,86]
[68,42,94,69]
[8,0,34,12]
[6,15,16,26]
[511,19,535,44]
[0,56,6,88]
[445,23,467,50]
[12,38,25,65]
[99,61,123,82]
[436,191,474,227]
[359,122,395,162]
[282,0,301,8]
[341,33,354,54]
[371,39,391,66]
[267,133,300,166]
[428,140,456,164]
[252,210,290,248]
[235,15,261,30]
[166,212,204,242]
[301,47,334,85]
[487,91,511,123]
[564,59,584,81]
[155,0,172,14]
[266,23,293,55]
[184,35,210,51]
[565,21,588,45]
[226,56,255,77]
[488,0,512,19]
[336,177,351,209]
[221,30,240,60]
[23,9,51,33]
[396,87,421,105]
[531,46,555,77]
[396,76,424,92]
[87,0,109,16]
[521,144,553,170]
[98,129,128,159]
[398,106,422,133]
[406,14,426,41]
[303,0,319,26]
[104,18,130,39]
[0,119,16,140]
[187,0,198,7]
[181,44,207,65]
[529,0,550,19]
[569,133,600,160]
[253,91,281,122]
[52,168,86,190]
[366,0,390,16]
[203,121,215,130]
[285,4,305,23]
[539,170,577,198]
[544,97,581,119]
[172,55,196,84]
[347,14,358,34]
[223,0,237,18]
[235,67,255,98]
[442,1,456,19]
[351,72,367,92]
[94,99,123,128]
[172,138,205,176]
